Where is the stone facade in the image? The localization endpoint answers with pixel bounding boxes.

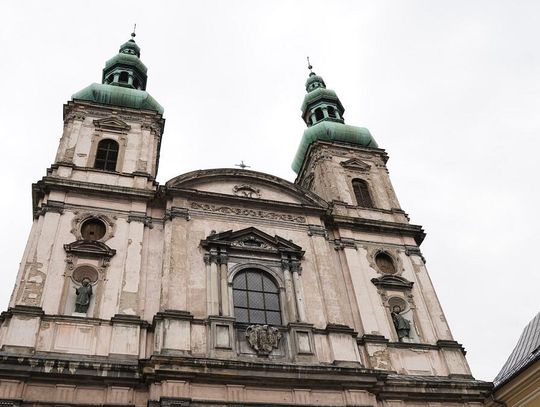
[0,38,491,407]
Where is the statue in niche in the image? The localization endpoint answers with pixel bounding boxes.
[75,278,93,313]
[391,305,411,341]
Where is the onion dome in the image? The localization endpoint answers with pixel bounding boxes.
[72,31,163,114]
[292,64,377,173]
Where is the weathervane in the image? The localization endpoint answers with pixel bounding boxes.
[235,160,250,170]
[131,23,137,39]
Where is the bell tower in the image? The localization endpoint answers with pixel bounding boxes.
[54,31,164,183]
[293,66,403,214]
[293,66,474,379]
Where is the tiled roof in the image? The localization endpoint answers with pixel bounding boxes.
[494,312,540,388]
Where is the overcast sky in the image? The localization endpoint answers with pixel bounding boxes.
[1,0,539,381]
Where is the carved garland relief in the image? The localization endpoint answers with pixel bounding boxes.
[190,202,306,224]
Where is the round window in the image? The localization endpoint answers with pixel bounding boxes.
[375,252,396,274]
[80,218,106,241]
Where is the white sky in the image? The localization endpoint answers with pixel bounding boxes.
[1,0,539,382]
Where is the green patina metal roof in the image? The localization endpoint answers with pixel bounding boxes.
[291,121,378,173]
[71,33,162,114]
[301,87,342,112]
[72,83,164,114]
[104,53,147,74]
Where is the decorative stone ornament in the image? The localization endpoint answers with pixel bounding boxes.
[245,324,282,355]
[233,184,261,198]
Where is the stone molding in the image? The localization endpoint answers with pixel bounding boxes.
[64,240,116,259]
[0,305,44,320]
[166,207,191,221]
[371,275,414,291]
[405,245,427,263]
[33,200,64,218]
[127,211,154,228]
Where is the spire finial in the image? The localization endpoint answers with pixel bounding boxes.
[307,56,313,74]
[131,24,137,39]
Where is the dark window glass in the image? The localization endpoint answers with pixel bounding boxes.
[352,179,374,208]
[94,139,119,171]
[119,71,129,83]
[327,106,336,118]
[81,218,106,240]
[232,269,282,325]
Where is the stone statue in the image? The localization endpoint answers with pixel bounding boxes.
[75,278,93,313]
[391,305,410,341]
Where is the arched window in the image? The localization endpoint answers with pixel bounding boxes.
[327,106,336,118]
[232,269,281,325]
[352,179,373,208]
[315,108,324,121]
[94,139,119,171]
[118,71,129,83]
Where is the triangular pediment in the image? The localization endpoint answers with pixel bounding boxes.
[340,158,371,172]
[64,240,116,258]
[202,227,303,256]
[93,117,131,132]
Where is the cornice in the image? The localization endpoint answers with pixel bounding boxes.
[326,213,426,245]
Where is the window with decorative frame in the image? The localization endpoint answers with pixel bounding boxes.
[94,139,119,171]
[352,178,374,208]
[233,269,282,325]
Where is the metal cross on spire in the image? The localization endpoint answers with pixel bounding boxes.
[235,160,250,170]
[307,56,313,73]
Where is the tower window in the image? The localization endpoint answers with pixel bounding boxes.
[327,106,336,118]
[352,179,374,208]
[315,108,324,121]
[118,71,129,83]
[233,269,282,325]
[81,218,106,241]
[94,139,119,171]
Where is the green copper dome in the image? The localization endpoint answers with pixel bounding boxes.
[292,69,377,173]
[104,53,147,74]
[72,83,164,114]
[71,33,162,113]
[291,121,377,173]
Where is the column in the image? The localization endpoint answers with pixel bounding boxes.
[209,249,220,315]
[291,261,306,322]
[282,259,298,323]
[219,253,229,317]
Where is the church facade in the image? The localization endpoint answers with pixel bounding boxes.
[0,35,491,406]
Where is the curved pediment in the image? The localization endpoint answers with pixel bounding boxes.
[165,168,327,207]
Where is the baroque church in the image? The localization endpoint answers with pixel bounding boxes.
[0,34,492,406]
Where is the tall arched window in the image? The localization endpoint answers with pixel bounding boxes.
[94,139,119,171]
[232,269,281,325]
[352,179,374,208]
[314,108,324,121]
